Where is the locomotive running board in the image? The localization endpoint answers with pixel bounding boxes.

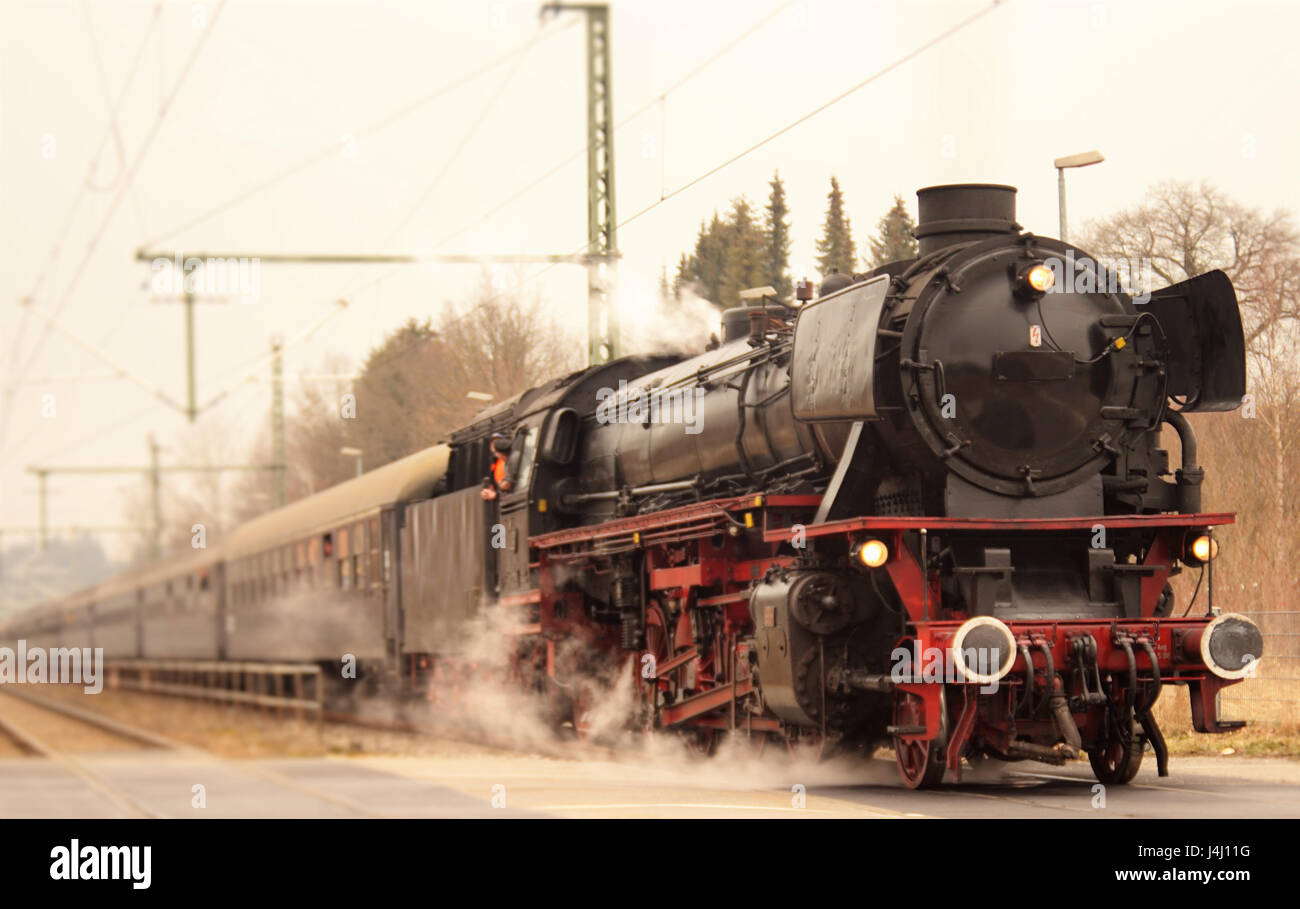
[765,511,1236,544]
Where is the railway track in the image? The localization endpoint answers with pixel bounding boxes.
[0,689,163,818]
[0,688,392,818]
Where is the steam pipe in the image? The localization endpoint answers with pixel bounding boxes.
[1017,644,1035,717]
[1138,638,1162,706]
[1162,410,1203,513]
[1035,640,1055,717]
[1048,692,1082,756]
[1119,638,1138,735]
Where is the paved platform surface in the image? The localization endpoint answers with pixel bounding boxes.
[3,750,1298,819]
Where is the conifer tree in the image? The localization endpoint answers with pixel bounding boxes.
[764,171,793,300]
[867,194,919,268]
[719,197,767,308]
[815,176,856,277]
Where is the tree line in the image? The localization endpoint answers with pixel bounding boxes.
[670,173,919,308]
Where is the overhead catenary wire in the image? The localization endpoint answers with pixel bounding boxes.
[18,2,164,308]
[3,1,228,459]
[309,0,818,361]
[192,24,566,410]
[137,18,579,252]
[0,2,166,453]
[615,0,1007,232]
[42,0,803,424]
[13,0,1004,476]
[321,0,1009,377]
[359,0,801,293]
[332,25,551,301]
[8,0,797,451]
[63,19,579,404]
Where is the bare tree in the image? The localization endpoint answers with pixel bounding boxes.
[348,272,580,470]
[223,272,580,523]
[1077,180,1300,353]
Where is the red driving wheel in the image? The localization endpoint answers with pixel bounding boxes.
[892,691,946,789]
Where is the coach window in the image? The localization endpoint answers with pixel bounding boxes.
[351,522,363,589]
[381,518,393,588]
[308,537,320,588]
[340,527,351,589]
[368,518,380,591]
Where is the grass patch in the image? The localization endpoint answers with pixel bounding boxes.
[1152,684,1300,757]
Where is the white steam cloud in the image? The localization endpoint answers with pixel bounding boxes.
[611,269,722,356]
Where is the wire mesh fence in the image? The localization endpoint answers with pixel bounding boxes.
[1211,608,1298,724]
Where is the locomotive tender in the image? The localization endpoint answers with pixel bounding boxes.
[4,183,1262,787]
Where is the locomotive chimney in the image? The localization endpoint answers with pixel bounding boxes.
[913,183,1021,256]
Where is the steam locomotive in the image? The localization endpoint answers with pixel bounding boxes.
[4,183,1261,788]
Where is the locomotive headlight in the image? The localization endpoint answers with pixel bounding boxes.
[1197,612,1264,680]
[1019,262,1056,295]
[950,616,1017,685]
[1188,533,1220,563]
[853,539,890,568]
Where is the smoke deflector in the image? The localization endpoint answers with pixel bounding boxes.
[790,275,890,422]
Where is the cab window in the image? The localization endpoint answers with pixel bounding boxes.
[510,426,540,492]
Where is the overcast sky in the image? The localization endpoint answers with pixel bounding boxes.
[2,0,1299,561]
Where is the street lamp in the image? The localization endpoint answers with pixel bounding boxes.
[1053,150,1104,242]
[340,446,363,477]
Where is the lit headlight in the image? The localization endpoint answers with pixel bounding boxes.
[950,616,1017,685]
[1199,612,1263,680]
[1188,533,1219,563]
[1018,262,1055,295]
[853,539,889,569]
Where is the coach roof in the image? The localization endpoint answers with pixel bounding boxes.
[222,443,450,557]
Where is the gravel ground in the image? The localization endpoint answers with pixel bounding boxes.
[0,691,145,754]
[29,684,522,760]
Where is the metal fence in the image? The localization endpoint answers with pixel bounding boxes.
[105,659,324,715]
[1215,609,1300,723]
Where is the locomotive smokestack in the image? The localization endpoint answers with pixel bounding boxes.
[913,183,1020,256]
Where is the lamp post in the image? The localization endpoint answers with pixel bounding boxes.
[1053,150,1105,242]
[340,447,363,478]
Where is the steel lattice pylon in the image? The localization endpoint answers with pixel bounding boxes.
[584,4,617,364]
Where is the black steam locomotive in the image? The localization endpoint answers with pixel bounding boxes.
[6,183,1261,788]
